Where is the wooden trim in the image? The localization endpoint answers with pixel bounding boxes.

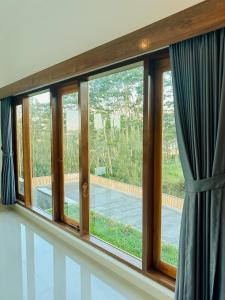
[152,60,164,270]
[158,261,176,279]
[13,102,25,201]
[79,81,89,236]
[12,104,19,196]
[56,83,80,226]
[87,235,142,269]
[16,194,24,202]
[56,82,79,96]
[51,87,61,221]
[63,215,80,229]
[57,87,64,221]
[142,55,176,281]
[142,57,155,271]
[1,0,225,98]
[22,97,32,208]
[146,268,175,291]
[152,57,177,279]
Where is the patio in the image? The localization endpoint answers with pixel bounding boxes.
[35,182,182,246]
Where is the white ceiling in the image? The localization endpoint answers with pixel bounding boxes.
[0,0,203,88]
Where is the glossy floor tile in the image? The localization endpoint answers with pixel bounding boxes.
[0,209,154,300]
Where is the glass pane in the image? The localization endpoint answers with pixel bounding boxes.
[17,105,24,195]
[89,64,144,259]
[161,71,184,266]
[62,92,80,222]
[30,91,52,216]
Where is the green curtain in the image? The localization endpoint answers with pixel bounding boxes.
[170,29,225,300]
[1,98,16,205]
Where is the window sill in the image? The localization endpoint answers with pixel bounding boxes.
[14,202,175,298]
[84,235,175,291]
[84,235,142,269]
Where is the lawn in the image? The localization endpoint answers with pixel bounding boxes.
[51,203,178,266]
[162,158,184,198]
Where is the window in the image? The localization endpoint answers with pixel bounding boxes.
[13,50,183,286]
[29,91,52,216]
[151,58,183,279]
[17,105,24,195]
[58,85,80,227]
[89,64,144,258]
[14,103,25,200]
[160,70,183,267]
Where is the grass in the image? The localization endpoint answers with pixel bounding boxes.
[91,210,142,258]
[162,159,184,198]
[48,203,178,266]
[161,243,178,266]
[64,202,80,221]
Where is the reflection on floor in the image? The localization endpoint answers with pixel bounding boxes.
[0,208,153,300]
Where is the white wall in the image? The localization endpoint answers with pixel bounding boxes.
[0,0,203,88]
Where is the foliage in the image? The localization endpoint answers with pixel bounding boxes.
[58,203,178,265]
[162,71,184,198]
[161,243,179,266]
[89,65,144,187]
[22,67,184,198]
[16,106,24,178]
[91,210,142,258]
[62,93,79,174]
[30,93,52,177]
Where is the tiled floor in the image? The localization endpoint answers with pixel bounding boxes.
[0,208,154,300]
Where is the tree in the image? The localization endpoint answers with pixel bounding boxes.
[27,68,184,198]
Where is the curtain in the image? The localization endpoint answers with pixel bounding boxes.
[1,97,16,205]
[170,29,225,300]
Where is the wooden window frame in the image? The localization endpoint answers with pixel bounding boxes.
[52,83,81,229]
[13,96,32,206]
[13,98,24,202]
[79,80,89,237]
[151,57,177,279]
[12,49,180,290]
[142,55,177,282]
[22,97,32,208]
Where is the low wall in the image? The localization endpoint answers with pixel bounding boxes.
[32,173,183,211]
[32,173,79,186]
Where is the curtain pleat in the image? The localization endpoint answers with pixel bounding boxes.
[1,98,16,205]
[170,29,225,300]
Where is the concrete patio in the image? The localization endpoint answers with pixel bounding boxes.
[36,182,182,246]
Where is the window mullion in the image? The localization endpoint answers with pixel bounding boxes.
[51,87,62,222]
[22,97,32,208]
[79,80,89,236]
[142,58,155,271]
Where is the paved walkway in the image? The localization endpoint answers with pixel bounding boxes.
[62,182,181,246]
